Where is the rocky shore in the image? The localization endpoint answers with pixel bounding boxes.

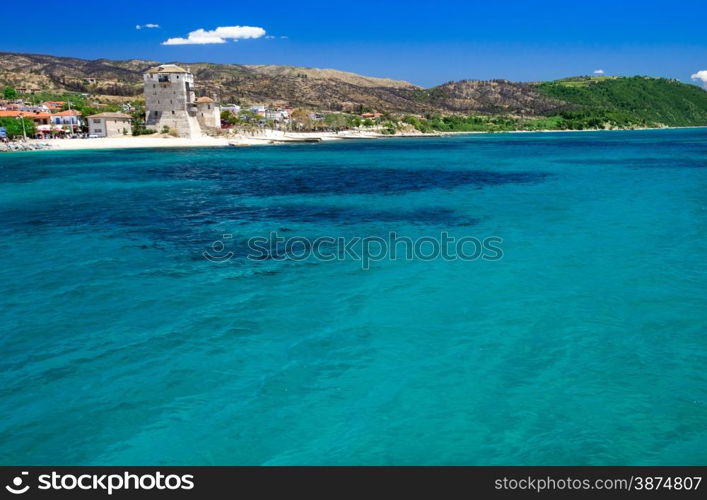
[0,141,52,153]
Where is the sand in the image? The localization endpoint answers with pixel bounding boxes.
[38,135,232,151]
[14,129,432,153]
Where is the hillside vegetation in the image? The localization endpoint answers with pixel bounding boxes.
[536,76,707,128]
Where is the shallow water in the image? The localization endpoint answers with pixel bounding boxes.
[1,129,706,464]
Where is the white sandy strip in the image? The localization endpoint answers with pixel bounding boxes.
[34,130,390,152]
[42,136,232,151]
[24,129,482,153]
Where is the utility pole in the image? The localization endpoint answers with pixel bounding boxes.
[16,115,27,141]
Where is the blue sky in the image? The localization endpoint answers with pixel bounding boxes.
[5,0,707,87]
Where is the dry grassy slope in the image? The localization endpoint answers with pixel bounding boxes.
[246,65,418,89]
[0,51,564,115]
[416,80,569,115]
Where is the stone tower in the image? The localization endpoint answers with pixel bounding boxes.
[143,64,203,138]
[195,96,221,130]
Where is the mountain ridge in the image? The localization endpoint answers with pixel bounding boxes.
[1,51,706,128]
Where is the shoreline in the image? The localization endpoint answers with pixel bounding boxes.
[2,125,705,154]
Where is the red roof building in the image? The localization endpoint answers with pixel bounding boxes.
[43,101,66,112]
[0,110,51,125]
[53,109,82,117]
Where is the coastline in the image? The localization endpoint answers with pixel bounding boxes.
[3,125,705,154]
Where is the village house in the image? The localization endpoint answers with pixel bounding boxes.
[14,86,41,95]
[221,104,241,115]
[0,110,51,126]
[249,105,266,116]
[51,110,83,131]
[43,101,66,112]
[264,108,291,122]
[87,112,132,137]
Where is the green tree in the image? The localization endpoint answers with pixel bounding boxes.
[3,87,18,100]
[323,113,349,131]
[0,117,36,139]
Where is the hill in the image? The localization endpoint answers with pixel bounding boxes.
[0,52,430,113]
[1,52,706,128]
[536,76,707,127]
[411,79,568,116]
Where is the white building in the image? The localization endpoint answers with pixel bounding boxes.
[264,109,290,122]
[51,110,82,130]
[249,105,266,116]
[221,104,241,114]
[88,112,132,137]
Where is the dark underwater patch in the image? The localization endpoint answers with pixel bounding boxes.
[1,149,548,261]
[2,195,474,236]
[141,164,550,197]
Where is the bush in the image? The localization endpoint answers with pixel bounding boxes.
[3,87,17,100]
[132,128,157,136]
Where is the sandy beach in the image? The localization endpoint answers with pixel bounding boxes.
[7,129,391,152]
[37,135,231,151]
[0,128,444,153]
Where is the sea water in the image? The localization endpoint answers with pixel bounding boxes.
[1,129,706,464]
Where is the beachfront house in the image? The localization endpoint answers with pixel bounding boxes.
[51,110,83,132]
[87,112,132,137]
[0,110,51,126]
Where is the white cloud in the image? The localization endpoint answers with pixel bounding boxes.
[593,69,605,75]
[691,70,707,87]
[162,26,266,45]
[265,35,275,39]
[136,23,160,30]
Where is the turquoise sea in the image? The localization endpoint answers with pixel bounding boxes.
[1,129,706,465]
